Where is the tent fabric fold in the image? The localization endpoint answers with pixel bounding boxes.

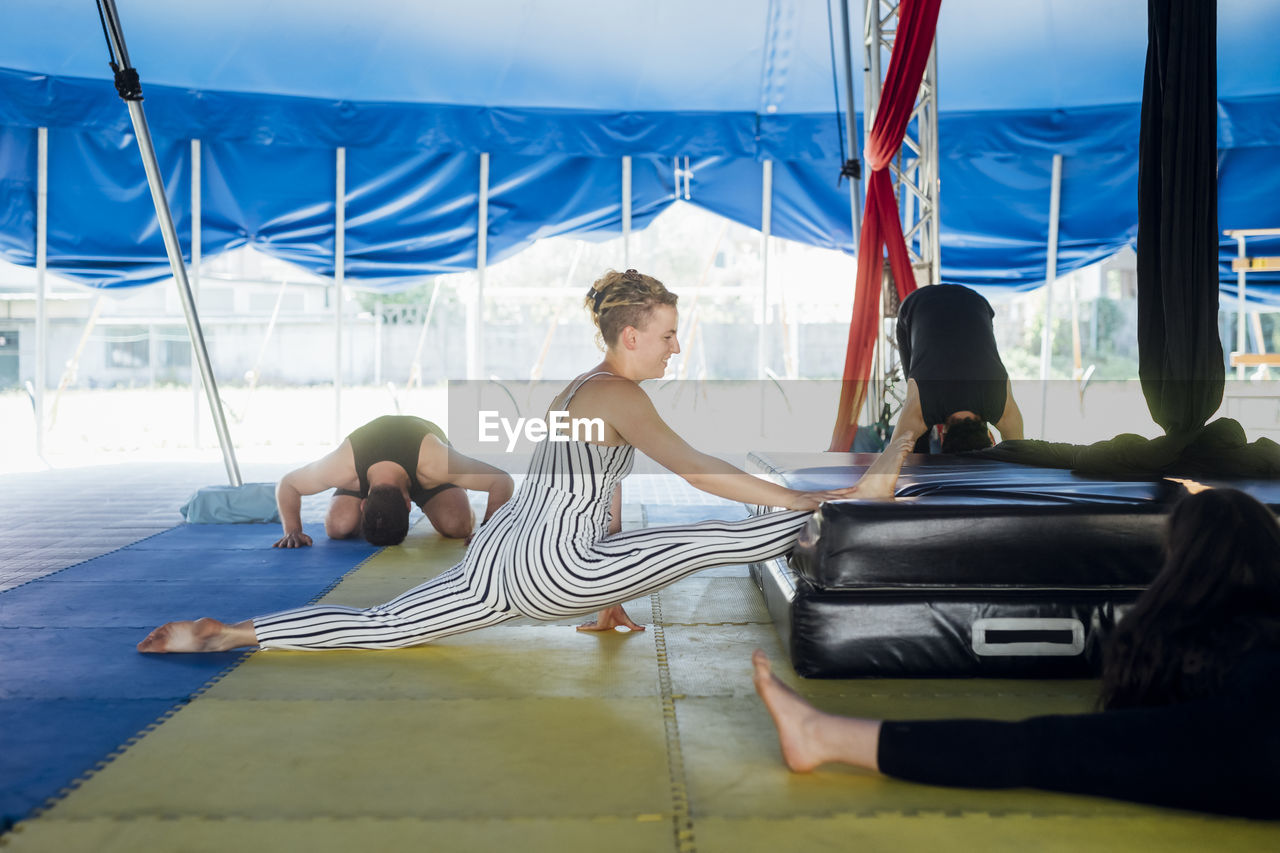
[1,2,1280,297]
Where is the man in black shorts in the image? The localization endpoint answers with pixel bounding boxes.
[273,415,514,548]
[888,283,1024,453]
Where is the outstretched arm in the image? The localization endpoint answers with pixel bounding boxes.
[274,443,356,548]
[993,379,1024,441]
[886,378,928,451]
[418,437,515,523]
[606,382,902,508]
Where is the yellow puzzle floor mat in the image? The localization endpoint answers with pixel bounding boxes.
[6,521,1278,852]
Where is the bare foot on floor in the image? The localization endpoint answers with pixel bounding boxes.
[849,434,913,500]
[137,618,254,653]
[576,603,647,633]
[752,649,829,772]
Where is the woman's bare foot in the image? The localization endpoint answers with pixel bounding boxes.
[577,603,647,633]
[751,649,831,772]
[752,650,882,773]
[137,618,256,653]
[849,434,913,499]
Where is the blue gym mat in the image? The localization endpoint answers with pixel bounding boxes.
[0,523,378,829]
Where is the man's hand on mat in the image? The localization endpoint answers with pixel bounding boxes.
[273,531,313,548]
[577,603,646,633]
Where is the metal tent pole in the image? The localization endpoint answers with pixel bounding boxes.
[469,152,489,380]
[863,1,882,126]
[35,127,47,458]
[1038,154,1064,437]
[94,0,241,485]
[334,146,345,443]
[927,43,941,283]
[622,156,632,268]
[374,297,383,386]
[1236,234,1247,379]
[839,0,862,238]
[190,138,201,447]
[759,159,773,380]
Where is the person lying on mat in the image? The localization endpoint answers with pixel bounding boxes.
[752,486,1280,819]
[889,283,1023,453]
[138,268,913,653]
[273,414,514,548]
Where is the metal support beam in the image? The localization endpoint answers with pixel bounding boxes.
[374,297,383,386]
[759,159,773,379]
[863,1,882,125]
[334,146,345,443]
[35,127,47,458]
[863,0,939,287]
[927,44,941,283]
[622,156,632,268]
[467,152,489,380]
[94,0,241,485]
[862,0,941,426]
[1236,234,1247,379]
[190,137,201,447]
[839,0,862,238]
[1039,154,1064,436]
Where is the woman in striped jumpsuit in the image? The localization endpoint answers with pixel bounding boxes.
[137,269,912,653]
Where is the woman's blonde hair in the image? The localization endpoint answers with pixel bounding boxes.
[584,269,678,347]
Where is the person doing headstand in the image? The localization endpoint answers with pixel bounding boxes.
[138,269,914,653]
[890,283,1024,454]
[752,486,1280,819]
[273,414,514,548]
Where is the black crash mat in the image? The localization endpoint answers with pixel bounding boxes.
[746,451,1280,678]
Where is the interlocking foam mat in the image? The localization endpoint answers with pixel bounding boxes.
[3,512,1277,852]
[0,524,376,828]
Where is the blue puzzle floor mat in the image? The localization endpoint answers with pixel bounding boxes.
[0,523,377,828]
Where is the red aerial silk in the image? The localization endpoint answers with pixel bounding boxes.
[829,0,943,451]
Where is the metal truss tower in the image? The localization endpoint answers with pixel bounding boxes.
[862,0,940,424]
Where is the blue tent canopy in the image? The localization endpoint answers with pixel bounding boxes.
[1,0,1278,301]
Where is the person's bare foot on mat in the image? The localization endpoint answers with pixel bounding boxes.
[751,649,832,771]
[848,434,914,500]
[137,618,256,653]
[752,649,882,773]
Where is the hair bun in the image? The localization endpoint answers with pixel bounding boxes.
[583,268,677,347]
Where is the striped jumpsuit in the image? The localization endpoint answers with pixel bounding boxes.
[254,376,812,650]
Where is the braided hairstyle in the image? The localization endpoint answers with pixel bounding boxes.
[584,269,678,348]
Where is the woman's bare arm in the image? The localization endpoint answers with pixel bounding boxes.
[595,381,895,508]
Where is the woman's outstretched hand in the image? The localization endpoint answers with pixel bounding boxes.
[782,434,915,510]
[782,489,857,511]
[577,603,647,633]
